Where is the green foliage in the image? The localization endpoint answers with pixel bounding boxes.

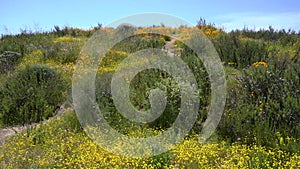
[95,33,171,131]
[218,57,300,153]
[1,120,299,168]
[0,23,299,167]
[53,25,96,37]
[0,64,68,126]
[95,31,209,132]
[48,36,84,63]
[235,26,300,42]
[0,28,90,66]
[212,32,268,68]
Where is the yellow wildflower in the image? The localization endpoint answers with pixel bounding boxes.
[212,29,220,35]
[205,29,211,35]
[252,61,268,68]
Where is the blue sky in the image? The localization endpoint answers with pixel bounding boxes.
[1,0,300,35]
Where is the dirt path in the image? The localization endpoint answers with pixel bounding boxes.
[0,126,29,145]
[162,35,179,57]
[0,105,68,146]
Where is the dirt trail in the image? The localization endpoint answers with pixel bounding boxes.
[162,35,179,57]
[0,105,67,146]
[0,126,29,145]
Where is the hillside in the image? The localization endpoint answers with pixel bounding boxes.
[0,23,299,168]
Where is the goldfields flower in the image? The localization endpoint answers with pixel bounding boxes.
[252,61,268,68]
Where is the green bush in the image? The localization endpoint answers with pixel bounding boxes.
[0,64,68,126]
[218,57,300,153]
[212,32,268,68]
[46,36,83,64]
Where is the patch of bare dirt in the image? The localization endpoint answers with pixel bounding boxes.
[162,35,179,57]
[0,104,69,146]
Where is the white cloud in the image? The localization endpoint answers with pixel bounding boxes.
[214,12,300,32]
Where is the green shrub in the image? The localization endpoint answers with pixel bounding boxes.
[212,32,268,68]
[0,64,68,126]
[48,36,83,64]
[218,57,300,153]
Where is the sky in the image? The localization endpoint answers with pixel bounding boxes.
[1,0,300,35]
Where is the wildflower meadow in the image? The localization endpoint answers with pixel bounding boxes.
[0,19,299,168]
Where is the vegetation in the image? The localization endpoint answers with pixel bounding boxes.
[0,64,68,125]
[0,20,299,168]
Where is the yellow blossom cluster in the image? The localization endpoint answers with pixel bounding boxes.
[172,135,300,168]
[135,26,173,35]
[53,36,81,43]
[204,28,220,36]
[178,27,203,41]
[227,62,236,65]
[108,49,129,57]
[252,61,268,67]
[1,110,299,168]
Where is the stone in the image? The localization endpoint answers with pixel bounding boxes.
[0,51,22,74]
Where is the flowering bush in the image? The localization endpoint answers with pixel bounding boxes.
[218,57,300,153]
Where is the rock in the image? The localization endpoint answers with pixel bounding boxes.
[0,51,22,74]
